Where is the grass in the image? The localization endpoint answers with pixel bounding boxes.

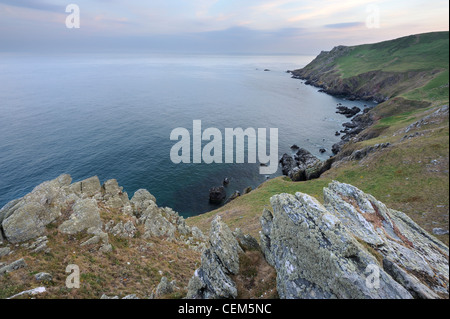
[1,205,202,299]
[337,32,449,78]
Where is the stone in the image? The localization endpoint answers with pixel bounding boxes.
[79,176,101,197]
[243,187,252,194]
[209,216,243,274]
[323,181,449,298]
[141,204,176,238]
[262,193,412,299]
[186,216,242,299]
[0,258,27,275]
[0,247,11,257]
[433,228,449,235]
[2,175,71,243]
[261,181,449,299]
[228,191,241,202]
[131,189,156,216]
[59,198,102,234]
[233,228,260,251]
[154,277,175,297]
[209,186,226,204]
[35,272,53,282]
[110,221,136,238]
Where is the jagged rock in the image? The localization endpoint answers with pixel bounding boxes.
[0,258,27,275]
[131,189,156,216]
[79,176,101,197]
[58,198,102,235]
[191,226,205,240]
[233,228,260,251]
[279,153,296,175]
[209,216,243,274]
[140,204,176,238]
[0,247,11,257]
[261,181,449,299]
[154,277,176,297]
[1,175,72,243]
[282,149,324,182]
[336,106,361,118]
[35,272,53,282]
[228,191,241,202]
[186,216,242,299]
[186,248,238,299]
[382,258,439,299]
[122,294,139,299]
[110,221,136,238]
[28,236,49,253]
[262,192,412,299]
[209,186,226,204]
[324,181,449,298]
[102,179,130,209]
[433,228,449,235]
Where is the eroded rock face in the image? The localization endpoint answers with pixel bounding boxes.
[261,181,449,299]
[59,198,102,235]
[323,181,449,298]
[1,175,72,243]
[186,216,243,299]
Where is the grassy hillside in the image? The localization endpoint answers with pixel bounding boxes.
[188,31,450,247]
[337,32,449,77]
[291,31,449,102]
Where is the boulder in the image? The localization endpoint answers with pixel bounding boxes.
[154,276,176,297]
[261,181,449,299]
[35,272,53,282]
[2,174,72,243]
[79,176,101,197]
[0,258,27,276]
[186,216,243,299]
[233,228,260,251]
[228,191,241,202]
[140,204,176,238]
[0,247,11,257]
[58,198,102,235]
[131,189,156,216]
[102,179,130,209]
[209,186,226,204]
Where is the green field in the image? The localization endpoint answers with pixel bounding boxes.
[337,32,449,78]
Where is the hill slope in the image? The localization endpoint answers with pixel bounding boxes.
[290,31,449,102]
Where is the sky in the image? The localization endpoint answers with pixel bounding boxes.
[0,0,448,54]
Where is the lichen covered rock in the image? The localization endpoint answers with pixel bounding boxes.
[261,181,449,299]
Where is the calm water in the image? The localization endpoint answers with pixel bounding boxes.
[0,53,373,217]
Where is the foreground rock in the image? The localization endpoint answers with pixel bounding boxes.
[261,181,449,299]
[0,174,205,251]
[186,216,243,299]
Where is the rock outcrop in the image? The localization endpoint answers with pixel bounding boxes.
[0,174,205,251]
[261,181,449,299]
[186,216,243,299]
[280,148,332,182]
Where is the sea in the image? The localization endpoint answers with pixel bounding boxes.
[0,53,374,217]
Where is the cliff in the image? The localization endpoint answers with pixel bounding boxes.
[290,31,449,102]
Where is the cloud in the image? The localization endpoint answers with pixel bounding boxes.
[0,0,63,12]
[324,22,365,29]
